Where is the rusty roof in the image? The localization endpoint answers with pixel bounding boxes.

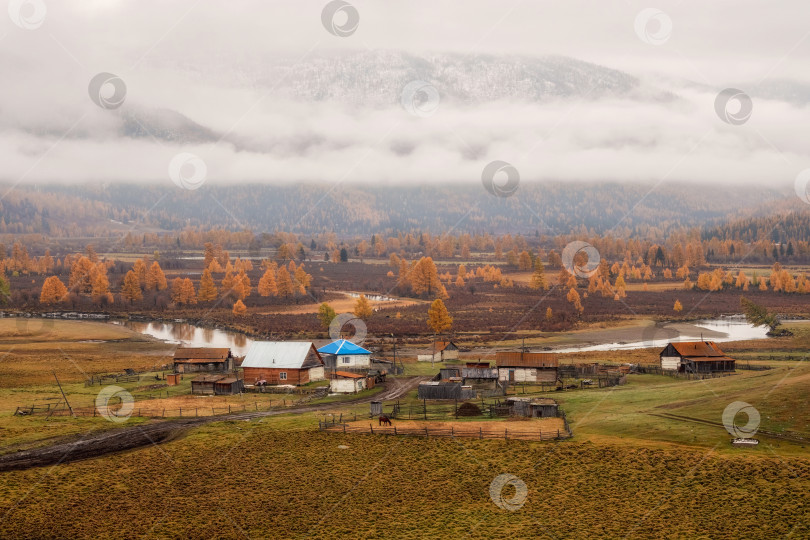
[214,377,239,385]
[434,340,458,351]
[333,371,365,379]
[668,341,726,358]
[495,352,558,368]
[173,347,231,361]
[191,374,226,383]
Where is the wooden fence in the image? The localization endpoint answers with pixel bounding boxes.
[636,365,736,379]
[15,400,296,419]
[319,423,571,441]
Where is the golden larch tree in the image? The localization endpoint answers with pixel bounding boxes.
[353,294,373,319]
[121,270,143,302]
[40,276,68,304]
[427,298,453,334]
[258,267,278,297]
[232,299,247,316]
[198,269,218,302]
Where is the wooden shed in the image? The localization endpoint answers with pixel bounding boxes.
[329,371,367,394]
[506,397,559,418]
[173,347,234,373]
[660,341,736,373]
[417,381,476,400]
[495,352,559,383]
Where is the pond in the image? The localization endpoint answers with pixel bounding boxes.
[551,316,770,353]
[113,320,254,356]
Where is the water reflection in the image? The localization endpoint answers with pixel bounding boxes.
[119,321,254,356]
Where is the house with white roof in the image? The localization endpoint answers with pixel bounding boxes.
[317,339,372,369]
[241,342,325,385]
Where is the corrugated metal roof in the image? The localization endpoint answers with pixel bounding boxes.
[317,339,371,355]
[241,342,322,369]
[669,341,726,358]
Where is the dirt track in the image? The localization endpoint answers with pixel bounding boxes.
[0,376,428,473]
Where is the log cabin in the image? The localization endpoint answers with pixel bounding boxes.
[660,341,736,373]
[241,342,325,385]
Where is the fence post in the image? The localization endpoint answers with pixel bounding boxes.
[505,428,508,440]
[425,426,429,438]
[479,427,483,440]
[343,424,346,433]
[394,426,397,435]
[370,424,374,434]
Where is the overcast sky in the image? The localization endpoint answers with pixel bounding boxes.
[1,0,809,189]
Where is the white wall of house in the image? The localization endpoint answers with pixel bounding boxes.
[441,350,459,361]
[308,366,326,382]
[661,356,682,371]
[498,367,534,382]
[335,354,371,368]
[330,377,365,393]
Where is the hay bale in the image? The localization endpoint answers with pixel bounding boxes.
[457,402,482,417]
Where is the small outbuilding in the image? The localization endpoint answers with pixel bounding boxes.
[506,397,559,418]
[417,381,476,400]
[329,371,367,394]
[191,374,244,395]
[495,352,558,383]
[317,339,372,369]
[418,340,460,362]
[660,341,736,373]
[241,341,325,385]
[173,347,234,373]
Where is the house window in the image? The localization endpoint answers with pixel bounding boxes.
[279,372,287,380]
[341,356,351,364]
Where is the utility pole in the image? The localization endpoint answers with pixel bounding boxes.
[53,371,75,418]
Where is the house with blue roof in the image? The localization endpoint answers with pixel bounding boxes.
[317,339,372,369]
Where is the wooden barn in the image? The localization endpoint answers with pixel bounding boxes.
[329,371,367,394]
[191,374,243,395]
[660,341,736,373]
[241,342,325,385]
[172,347,234,373]
[417,381,476,400]
[418,340,460,362]
[506,397,559,418]
[317,339,372,369]
[461,364,499,391]
[495,352,558,383]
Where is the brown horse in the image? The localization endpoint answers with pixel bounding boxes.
[379,415,392,426]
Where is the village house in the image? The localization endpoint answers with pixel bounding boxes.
[241,342,325,385]
[329,371,367,394]
[495,352,558,384]
[172,347,234,373]
[417,340,460,362]
[461,362,500,392]
[317,339,372,369]
[660,341,736,373]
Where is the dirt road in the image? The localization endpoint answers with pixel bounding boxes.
[0,376,429,473]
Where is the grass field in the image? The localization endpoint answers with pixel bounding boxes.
[1,320,810,538]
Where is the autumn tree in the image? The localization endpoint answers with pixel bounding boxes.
[258,267,278,297]
[121,270,143,302]
[674,299,683,312]
[178,278,197,305]
[410,257,447,298]
[529,259,547,290]
[40,276,68,304]
[276,266,294,297]
[545,306,553,321]
[318,303,336,329]
[146,261,168,291]
[566,287,583,313]
[353,294,373,319]
[427,298,453,334]
[232,299,247,316]
[198,269,218,302]
[0,275,9,305]
[69,256,95,294]
[132,259,148,286]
